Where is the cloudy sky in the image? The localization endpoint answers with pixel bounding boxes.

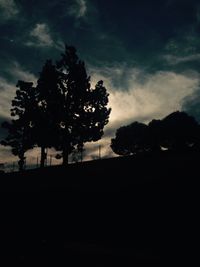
[1,0,200,164]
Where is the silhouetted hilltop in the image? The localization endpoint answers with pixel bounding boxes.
[0,150,199,192]
[1,151,198,265]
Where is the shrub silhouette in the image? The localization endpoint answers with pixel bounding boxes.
[111,122,148,155]
[148,119,162,152]
[160,111,200,151]
[111,111,200,156]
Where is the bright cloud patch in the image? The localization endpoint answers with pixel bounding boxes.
[68,0,87,18]
[83,66,200,160]
[27,23,54,47]
[0,0,19,20]
[90,67,199,126]
[11,62,37,83]
[110,71,199,125]
[0,77,15,119]
[0,62,37,119]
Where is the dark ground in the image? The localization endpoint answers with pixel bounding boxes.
[0,151,198,266]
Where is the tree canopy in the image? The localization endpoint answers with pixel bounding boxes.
[111,122,148,155]
[34,60,62,167]
[1,81,37,170]
[160,111,200,151]
[1,44,111,169]
[111,111,200,156]
[55,45,111,165]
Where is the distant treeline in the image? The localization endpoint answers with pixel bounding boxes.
[1,45,111,171]
[111,111,200,155]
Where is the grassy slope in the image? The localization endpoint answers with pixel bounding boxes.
[0,152,198,265]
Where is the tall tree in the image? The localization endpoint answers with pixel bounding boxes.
[35,60,62,168]
[56,45,111,165]
[1,45,111,169]
[1,81,36,171]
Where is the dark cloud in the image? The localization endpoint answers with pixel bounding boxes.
[1,0,200,73]
[0,0,20,22]
[1,0,200,163]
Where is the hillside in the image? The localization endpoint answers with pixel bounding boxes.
[1,150,197,191]
[0,152,198,266]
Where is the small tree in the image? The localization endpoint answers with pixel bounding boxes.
[56,45,111,165]
[1,81,36,171]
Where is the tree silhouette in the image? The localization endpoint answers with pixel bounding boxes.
[160,111,200,151]
[148,119,162,152]
[111,122,148,155]
[1,81,37,171]
[56,45,111,165]
[1,45,111,168]
[111,111,200,156]
[35,60,62,168]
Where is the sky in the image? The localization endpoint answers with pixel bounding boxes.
[1,0,200,165]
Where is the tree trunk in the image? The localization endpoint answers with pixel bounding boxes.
[80,149,83,163]
[62,128,69,166]
[40,146,46,168]
[18,153,25,172]
[62,146,69,166]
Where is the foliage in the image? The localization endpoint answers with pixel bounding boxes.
[1,81,37,170]
[111,111,200,156]
[111,122,148,155]
[160,111,200,151]
[56,45,111,164]
[1,44,111,169]
[34,60,62,167]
